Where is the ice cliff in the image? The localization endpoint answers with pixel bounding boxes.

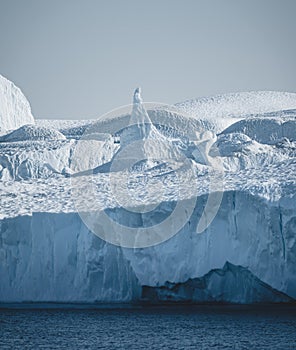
[0,213,141,302]
[0,86,295,304]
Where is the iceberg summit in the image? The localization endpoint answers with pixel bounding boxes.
[0,75,296,304]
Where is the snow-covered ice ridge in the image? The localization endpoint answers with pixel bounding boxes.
[0,75,34,132]
[0,80,296,303]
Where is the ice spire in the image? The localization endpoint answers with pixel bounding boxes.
[115,88,182,171]
[133,87,143,104]
[120,87,153,147]
[130,87,152,138]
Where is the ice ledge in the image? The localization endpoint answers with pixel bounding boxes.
[141,262,295,304]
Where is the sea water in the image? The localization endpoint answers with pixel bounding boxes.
[0,305,295,349]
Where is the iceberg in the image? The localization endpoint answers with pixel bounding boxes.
[0,86,295,304]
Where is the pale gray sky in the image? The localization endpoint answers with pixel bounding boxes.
[0,0,295,119]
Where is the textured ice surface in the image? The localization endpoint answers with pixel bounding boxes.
[175,91,296,133]
[0,124,66,142]
[175,91,296,119]
[222,117,296,145]
[0,89,295,303]
[0,137,118,180]
[0,213,141,302]
[0,75,34,131]
[142,262,294,303]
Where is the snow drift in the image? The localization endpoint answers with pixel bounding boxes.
[175,91,296,133]
[0,124,66,142]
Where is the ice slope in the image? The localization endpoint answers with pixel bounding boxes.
[175,91,296,118]
[0,75,34,131]
[37,92,296,139]
[175,91,296,133]
[36,110,200,141]
[0,89,295,303]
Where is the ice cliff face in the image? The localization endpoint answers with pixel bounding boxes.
[0,86,295,304]
[0,75,34,131]
[122,191,296,299]
[0,191,295,303]
[0,213,140,302]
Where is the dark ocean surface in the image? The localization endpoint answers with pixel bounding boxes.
[0,305,295,349]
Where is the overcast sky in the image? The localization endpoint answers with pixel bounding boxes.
[0,0,296,119]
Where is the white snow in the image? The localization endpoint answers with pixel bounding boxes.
[175,91,296,133]
[0,88,295,303]
[0,124,66,142]
[0,75,34,131]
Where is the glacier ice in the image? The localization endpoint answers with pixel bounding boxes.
[120,87,155,147]
[0,134,118,180]
[142,262,294,304]
[110,88,184,173]
[0,213,141,302]
[0,87,295,303]
[0,190,295,303]
[0,74,34,132]
[222,117,296,145]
